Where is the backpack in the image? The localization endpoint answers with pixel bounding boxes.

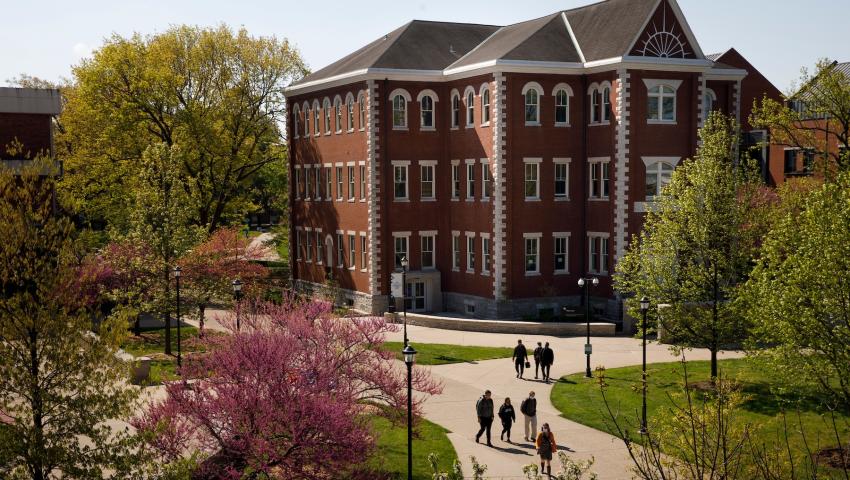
[520,398,528,415]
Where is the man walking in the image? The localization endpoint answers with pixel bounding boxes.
[533,342,543,379]
[512,339,529,379]
[542,342,555,383]
[475,390,495,446]
[520,390,538,442]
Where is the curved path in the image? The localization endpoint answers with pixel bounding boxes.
[386,324,743,479]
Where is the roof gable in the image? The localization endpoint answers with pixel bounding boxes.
[628,0,701,59]
[502,14,581,63]
[565,0,657,61]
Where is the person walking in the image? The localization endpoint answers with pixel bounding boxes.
[535,423,557,477]
[533,342,543,379]
[520,391,538,442]
[498,397,516,443]
[475,390,495,446]
[512,339,529,379]
[541,342,555,383]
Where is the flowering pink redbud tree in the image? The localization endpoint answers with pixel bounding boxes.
[133,295,442,479]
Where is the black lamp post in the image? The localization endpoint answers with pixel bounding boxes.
[400,256,409,346]
[402,343,417,480]
[232,279,243,332]
[173,266,182,368]
[639,296,650,435]
[577,276,599,378]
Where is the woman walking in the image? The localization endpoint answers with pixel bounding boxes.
[498,397,516,443]
[535,422,557,477]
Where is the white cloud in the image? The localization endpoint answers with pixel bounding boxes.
[72,42,92,58]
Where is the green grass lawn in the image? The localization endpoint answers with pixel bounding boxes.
[383,341,513,365]
[552,358,850,474]
[366,414,457,479]
[121,325,215,384]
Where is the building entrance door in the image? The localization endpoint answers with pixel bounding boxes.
[404,280,427,312]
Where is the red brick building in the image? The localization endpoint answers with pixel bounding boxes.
[285,0,779,324]
[767,61,849,184]
[0,87,62,167]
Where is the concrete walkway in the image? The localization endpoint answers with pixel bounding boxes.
[385,324,743,479]
[248,232,281,262]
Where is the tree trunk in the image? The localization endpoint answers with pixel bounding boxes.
[711,348,718,379]
[29,328,45,480]
[198,303,206,337]
[164,267,171,355]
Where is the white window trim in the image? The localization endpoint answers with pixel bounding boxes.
[450,88,460,130]
[463,85,476,128]
[480,158,491,201]
[333,95,343,134]
[451,230,461,272]
[419,230,437,271]
[552,83,573,127]
[523,157,542,201]
[522,82,543,126]
[359,232,368,272]
[523,232,542,276]
[553,232,571,275]
[417,89,438,131]
[644,79,682,124]
[347,233,357,270]
[465,158,476,202]
[357,92,367,132]
[358,162,367,202]
[345,92,356,133]
[641,156,681,168]
[315,229,324,265]
[389,88,411,131]
[479,83,491,127]
[553,157,571,201]
[312,100,321,137]
[392,232,411,270]
[465,232,477,274]
[419,160,437,201]
[588,156,611,201]
[391,160,410,201]
[587,232,611,276]
[481,232,492,276]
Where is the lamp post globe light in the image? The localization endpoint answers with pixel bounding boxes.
[400,256,409,347]
[639,296,650,435]
[173,266,182,368]
[232,278,243,332]
[577,276,599,378]
[402,343,417,480]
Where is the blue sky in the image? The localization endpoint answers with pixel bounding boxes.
[3,0,847,93]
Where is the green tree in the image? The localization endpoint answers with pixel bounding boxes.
[0,160,139,479]
[742,172,850,410]
[751,59,850,176]
[60,24,307,234]
[615,113,761,379]
[129,143,199,355]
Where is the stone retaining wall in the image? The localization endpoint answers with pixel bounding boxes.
[386,312,616,336]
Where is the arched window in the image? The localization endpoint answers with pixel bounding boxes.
[334,96,343,133]
[346,94,355,131]
[645,161,675,199]
[392,94,407,128]
[602,86,612,122]
[292,106,300,137]
[312,101,320,135]
[555,90,569,124]
[466,90,475,127]
[522,82,542,125]
[323,99,331,133]
[302,102,310,136]
[451,92,460,128]
[480,85,490,124]
[590,89,600,123]
[358,93,366,130]
[421,95,434,128]
[703,88,717,121]
[648,85,676,122]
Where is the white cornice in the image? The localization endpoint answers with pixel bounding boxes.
[285,57,719,96]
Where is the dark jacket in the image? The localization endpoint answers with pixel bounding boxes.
[520,397,537,417]
[476,396,494,419]
[512,344,528,362]
[542,347,554,366]
[533,346,543,363]
[498,404,516,424]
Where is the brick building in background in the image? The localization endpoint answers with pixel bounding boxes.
[0,87,62,169]
[285,0,781,325]
[768,61,849,184]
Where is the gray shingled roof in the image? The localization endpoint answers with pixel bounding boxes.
[565,0,657,61]
[293,21,499,85]
[293,0,695,87]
